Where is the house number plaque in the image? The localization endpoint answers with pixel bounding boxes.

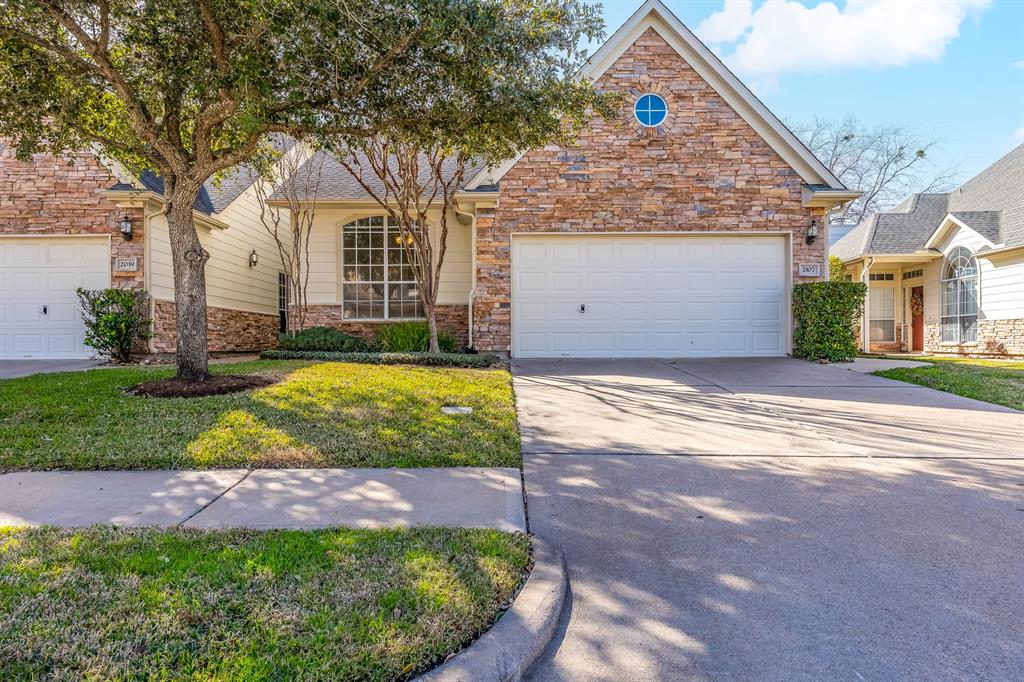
[114,257,139,273]
[798,263,821,277]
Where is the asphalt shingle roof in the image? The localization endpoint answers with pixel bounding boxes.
[108,135,296,215]
[271,150,488,202]
[831,143,1024,260]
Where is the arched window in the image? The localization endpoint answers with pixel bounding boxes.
[341,216,421,320]
[940,246,978,343]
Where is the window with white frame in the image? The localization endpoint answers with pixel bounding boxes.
[869,287,895,342]
[341,216,422,320]
[941,246,978,343]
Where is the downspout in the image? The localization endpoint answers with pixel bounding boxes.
[454,202,477,349]
[861,257,874,353]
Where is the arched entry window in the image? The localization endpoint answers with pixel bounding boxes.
[341,216,421,319]
[940,246,978,343]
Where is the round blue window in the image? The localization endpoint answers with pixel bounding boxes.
[634,93,668,127]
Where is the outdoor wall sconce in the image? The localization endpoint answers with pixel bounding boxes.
[118,212,133,241]
[249,249,259,268]
[805,218,819,245]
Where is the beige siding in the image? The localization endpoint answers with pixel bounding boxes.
[936,226,1024,322]
[148,184,288,316]
[305,206,473,308]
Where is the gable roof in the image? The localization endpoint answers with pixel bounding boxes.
[465,0,846,191]
[832,144,1024,261]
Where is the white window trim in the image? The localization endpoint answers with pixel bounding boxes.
[340,216,425,322]
[869,287,896,343]
[634,93,668,128]
[940,246,979,344]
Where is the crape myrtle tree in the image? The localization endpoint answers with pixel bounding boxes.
[0,0,524,379]
[327,0,615,352]
[249,141,323,335]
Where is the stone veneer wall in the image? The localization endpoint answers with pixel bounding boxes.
[0,143,145,288]
[298,304,471,347]
[472,28,826,351]
[152,299,279,353]
[924,319,1024,357]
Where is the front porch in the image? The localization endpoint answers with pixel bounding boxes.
[848,256,939,354]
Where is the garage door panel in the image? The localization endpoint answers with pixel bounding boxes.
[512,235,788,358]
[0,237,109,359]
[551,272,581,291]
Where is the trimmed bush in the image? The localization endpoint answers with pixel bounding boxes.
[277,326,369,352]
[76,287,152,362]
[374,321,458,353]
[260,350,502,368]
[792,281,867,362]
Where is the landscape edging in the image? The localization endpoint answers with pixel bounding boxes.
[416,535,566,682]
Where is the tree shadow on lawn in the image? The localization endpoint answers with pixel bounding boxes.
[0,361,520,470]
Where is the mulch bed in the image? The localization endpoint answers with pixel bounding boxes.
[126,374,277,398]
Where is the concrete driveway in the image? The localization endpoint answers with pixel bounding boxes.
[516,358,1024,681]
[0,359,101,379]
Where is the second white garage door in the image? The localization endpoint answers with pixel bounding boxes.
[0,237,111,359]
[512,234,789,358]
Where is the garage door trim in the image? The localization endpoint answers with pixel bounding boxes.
[509,231,793,358]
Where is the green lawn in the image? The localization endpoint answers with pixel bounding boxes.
[872,355,1024,411]
[0,361,520,470]
[0,526,530,681]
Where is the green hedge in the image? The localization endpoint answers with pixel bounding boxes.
[792,281,867,362]
[277,326,370,352]
[260,350,502,368]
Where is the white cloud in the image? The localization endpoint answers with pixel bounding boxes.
[696,0,753,44]
[1013,127,1024,145]
[1013,60,1024,70]
[696,0,991,81]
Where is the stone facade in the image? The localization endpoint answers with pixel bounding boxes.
[152,299,279,353]
[0,143,145,288]
[298,304,471,347]
[924,318,1024,357]
[472,29,825,351]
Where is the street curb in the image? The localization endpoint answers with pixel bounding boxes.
[417,535,566,682]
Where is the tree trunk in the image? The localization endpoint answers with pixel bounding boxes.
[166,183,211,380]
[427,306,440,353]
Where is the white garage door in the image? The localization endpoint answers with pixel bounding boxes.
[512,235,789,358]
[0,237,111,359]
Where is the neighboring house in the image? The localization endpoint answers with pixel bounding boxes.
[832,143,1024,356]
[0,0,860,360]
[0,142,287,358]
[276,0,857,358]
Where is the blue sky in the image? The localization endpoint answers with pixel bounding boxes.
[591,0,1024,183]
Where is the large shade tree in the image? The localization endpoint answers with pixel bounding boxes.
[0,0,521,378]
[327,0,614,351]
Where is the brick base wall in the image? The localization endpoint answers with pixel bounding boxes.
[924,318,1024,357]
[299,304,470,347]
[152,300,279,353]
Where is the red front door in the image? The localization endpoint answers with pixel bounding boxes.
[912,286,924,351]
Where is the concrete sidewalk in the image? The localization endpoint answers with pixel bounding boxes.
[0,468,526,532]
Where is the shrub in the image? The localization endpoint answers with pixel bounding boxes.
[373,321,458,353]
[792,281,867,362]
[76,288,153,362]
[260,350,501,368]
[277,326,369,352]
